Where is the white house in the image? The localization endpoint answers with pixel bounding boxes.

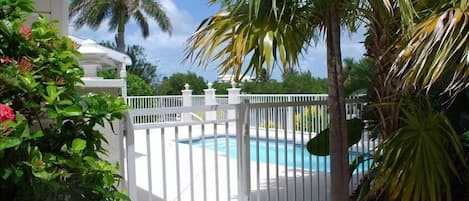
[217,74,255,83]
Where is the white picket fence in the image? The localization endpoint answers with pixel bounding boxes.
[122,94,378,201]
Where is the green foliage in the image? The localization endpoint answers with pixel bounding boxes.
[343,57,374,96]
[156,72,207,95]
[281,71,328,94]
[372,96,465,201]
[306,118,364,156]
[239,80,280,94]
[213,71,328,94]
[99,41,159,85]
[212,82,231,94]
[98,68,154,96]
[0,1,129,200]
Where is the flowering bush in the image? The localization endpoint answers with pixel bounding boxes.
[0,104,14,123]
[0,0,129,200]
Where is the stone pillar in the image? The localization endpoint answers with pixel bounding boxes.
[181,83,192,122]
[204,82,217,121]
[227,82,241,120]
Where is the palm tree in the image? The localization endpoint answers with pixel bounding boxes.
[184,1,359,199]
[359,1,469,200]
[388,0,469,98]
[69,0,172,52]
[358,0,403,138]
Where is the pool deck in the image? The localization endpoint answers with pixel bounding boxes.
[131,124,371,201]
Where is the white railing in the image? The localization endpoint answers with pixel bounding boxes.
[240,94,329,103]
[126,94,360,125]
[123,98,378,201]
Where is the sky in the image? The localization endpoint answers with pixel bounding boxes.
[70,0,366,82]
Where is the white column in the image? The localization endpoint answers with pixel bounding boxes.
[50,0,68,35]
[204,82,217,121]
[119,62,127,100]
[227,81,240,120]
[181,83,193,122]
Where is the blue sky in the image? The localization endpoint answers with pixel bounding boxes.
[70,0,365,81]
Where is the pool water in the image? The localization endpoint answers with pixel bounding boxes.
[180,136,368,172]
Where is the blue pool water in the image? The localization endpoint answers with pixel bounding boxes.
[180,136,368,172]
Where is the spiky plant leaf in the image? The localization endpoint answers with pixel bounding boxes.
[373,96,466,201]
[388,1,469,98]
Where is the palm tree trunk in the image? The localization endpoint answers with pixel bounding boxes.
[116,10,126,53]
[327,0,349,200]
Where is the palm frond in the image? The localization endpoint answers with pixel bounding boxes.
[133,10,150,38]
[108,6,120,31]
[390,6,469,97]
[142,0,172,34]
[184,1,318,81]
[69,0,94,18]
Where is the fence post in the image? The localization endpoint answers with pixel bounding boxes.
[227,81,240,120]
[236,99,250,201]
[181,83,192,122]
[204,82,217,121]
[287,96,294,132]
[124,113,138,201]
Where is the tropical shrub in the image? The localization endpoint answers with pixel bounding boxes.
[156,72,207,95]
[0,0,129,200]
[259,120,282,129]
[98,68,154,96]
[370,96,466,201]
[294,105,329,132]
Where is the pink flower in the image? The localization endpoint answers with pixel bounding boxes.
[0,104,15,123]
[19,24,32,40]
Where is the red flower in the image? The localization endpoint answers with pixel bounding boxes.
[19,57,33,73]
[19,24,32,40]
[0,104,15,123]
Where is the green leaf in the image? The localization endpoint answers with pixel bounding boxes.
[349,153,371,177]
[0,137,21,151]
[113,191,131,201]
[103,173,114,185]
[58,100,73,106]
[61,105,83,117]
[71,138,86,154]
[30,130,44,139]
[48,110,58,119]
[307,118,365,156]
[18,73,39,90]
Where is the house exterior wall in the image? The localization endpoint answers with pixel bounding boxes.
[30,0,68,35]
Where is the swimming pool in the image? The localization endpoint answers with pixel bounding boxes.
[180,136,368,172]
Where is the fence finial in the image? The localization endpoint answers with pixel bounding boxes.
[207,82,213,89]
[231,81,237,88]
[184,83,190,90]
